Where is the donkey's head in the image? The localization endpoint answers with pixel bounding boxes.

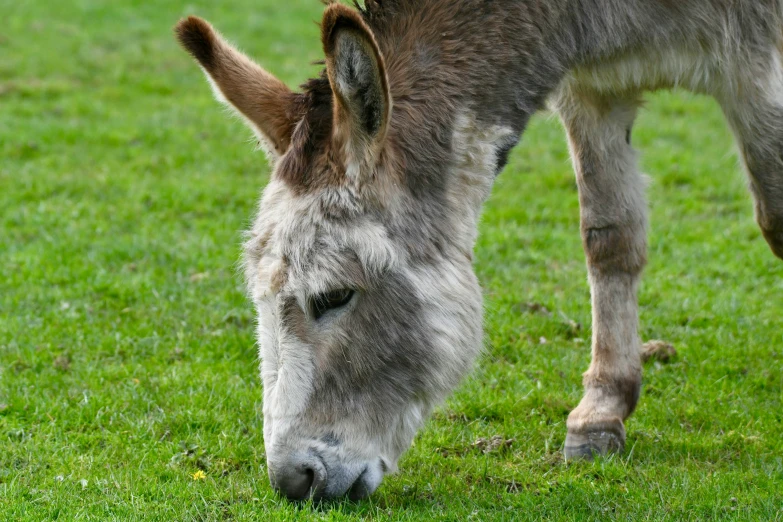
[176,4,484,501]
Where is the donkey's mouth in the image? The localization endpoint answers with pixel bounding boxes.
[271,450,385,502]
[318,459,383,501]
[346,466,373,501]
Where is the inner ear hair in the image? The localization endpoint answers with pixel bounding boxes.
[333,30,385,137]
[322,4,390,144]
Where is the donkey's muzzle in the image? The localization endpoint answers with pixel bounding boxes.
[268,449,383,501]
[268,452,327,501]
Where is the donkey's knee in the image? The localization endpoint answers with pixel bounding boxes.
[582,222,647,276]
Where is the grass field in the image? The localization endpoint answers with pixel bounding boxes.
[2,1,783,520]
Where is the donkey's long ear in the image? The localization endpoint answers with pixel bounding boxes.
[321,4,391,162]
[175,16,296,159]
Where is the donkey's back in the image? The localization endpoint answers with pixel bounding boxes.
[561,0,783,95]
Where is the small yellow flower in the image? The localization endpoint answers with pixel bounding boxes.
[192,470,206,481]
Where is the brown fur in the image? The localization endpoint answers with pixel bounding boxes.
[175,16,298,155]
[276,75,344,192]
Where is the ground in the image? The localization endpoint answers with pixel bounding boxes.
[2,1,782,520]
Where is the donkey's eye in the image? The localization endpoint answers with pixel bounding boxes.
[311,289,355,320]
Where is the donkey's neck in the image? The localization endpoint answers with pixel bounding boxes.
[368,0,579,117]
[366,0,583,253]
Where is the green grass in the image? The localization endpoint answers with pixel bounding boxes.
[2,1,782,520]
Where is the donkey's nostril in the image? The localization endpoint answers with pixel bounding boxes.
[273,467,313,501]
[270,456,326,501]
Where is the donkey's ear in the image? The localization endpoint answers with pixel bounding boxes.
[175,16,296,160]
[321,4,391,159]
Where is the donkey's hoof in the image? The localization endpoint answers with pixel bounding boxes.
[563,429,624,460]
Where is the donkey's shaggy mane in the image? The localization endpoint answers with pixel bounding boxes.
[351,0,446,25]
[276,73,340,193]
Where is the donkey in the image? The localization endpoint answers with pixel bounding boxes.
[175,0,783,501]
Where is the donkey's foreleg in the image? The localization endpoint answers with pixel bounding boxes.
[556,92,646,459]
